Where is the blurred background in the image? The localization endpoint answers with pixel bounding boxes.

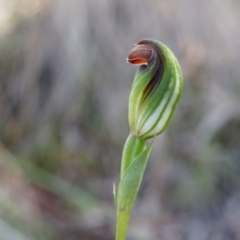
[1,0,240,239]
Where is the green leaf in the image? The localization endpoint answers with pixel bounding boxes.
[120,134,146,180]
[117,142,153,212]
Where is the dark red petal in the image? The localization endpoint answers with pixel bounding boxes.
[127,44,153,65]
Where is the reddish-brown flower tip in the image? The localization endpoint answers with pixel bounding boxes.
[127,44,153,65]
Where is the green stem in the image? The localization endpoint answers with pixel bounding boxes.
[116,134,145,240]
[116,135,152,240]
[116,209,130,240]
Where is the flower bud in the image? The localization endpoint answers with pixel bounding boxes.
[127,39,183,139]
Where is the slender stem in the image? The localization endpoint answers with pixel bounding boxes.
[116,134,148,240]
[116,209,130,240]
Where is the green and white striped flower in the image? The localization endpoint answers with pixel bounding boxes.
[127,39,183,139]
